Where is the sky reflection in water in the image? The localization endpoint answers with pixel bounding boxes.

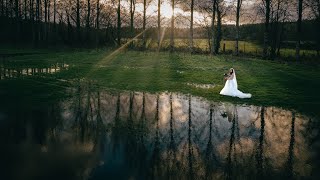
[0,85,319,180]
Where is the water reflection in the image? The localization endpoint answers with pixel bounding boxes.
[0,86,319,179]
[0,63,69,80]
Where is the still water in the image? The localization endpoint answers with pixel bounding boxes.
[0,63,69,80]
[0,80,319,180]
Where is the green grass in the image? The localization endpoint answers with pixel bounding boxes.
[1,48,320,117]
[129,38,319,58]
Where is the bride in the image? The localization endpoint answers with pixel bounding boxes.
[220,68,252,98]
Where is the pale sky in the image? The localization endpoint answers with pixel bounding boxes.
[115,0,299,27]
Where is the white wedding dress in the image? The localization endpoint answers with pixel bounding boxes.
[220,69,252,98]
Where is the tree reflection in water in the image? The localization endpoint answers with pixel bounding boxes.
[0,82,319,179]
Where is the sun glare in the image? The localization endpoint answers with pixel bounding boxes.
[161,3,173,18]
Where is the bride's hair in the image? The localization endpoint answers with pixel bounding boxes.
[230,68,234,74]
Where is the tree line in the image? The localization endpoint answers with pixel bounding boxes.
[0,0,319,61]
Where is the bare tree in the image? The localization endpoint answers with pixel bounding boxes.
[96,0,100,30]
[215,0,223,54]
[44,0,48,43]
[130,0,136,40]
[35,0,40,45]
[235,0,242,56]
[256,106,265,177]
[24,0,27,19]
[211,0,217,55]
[117,0,121,46]
[96,0,100,46]
[158,0,161,48]
[143,0,146,48]
[306,0,320,56]
[0,0,3,16]
[14,0,20,43]
[170,0,175,52]
[190,0,194,52]
[86,0,91,41]
[263,0,271,59]
[76,0,81,42]
[296,0,303,62]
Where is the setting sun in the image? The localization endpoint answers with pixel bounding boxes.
[161,2,173,18]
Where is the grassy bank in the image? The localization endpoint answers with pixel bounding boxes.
[128,39,319,58]
[1,48,320,117]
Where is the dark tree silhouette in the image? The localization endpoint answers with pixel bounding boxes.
[76,0,81,42]
[215,0,222,54]
[256,107,265,178]
[117,0,121,46]
[190,0,194,52]
[296,0,303,62]
[235,0,242,56]
[143,0,146,48]
[158,0,161,48]
[170,0,175,52]
[286,111,296,179]
[86,0,91,41]
[211,0,217,55]
[263,0,271,59]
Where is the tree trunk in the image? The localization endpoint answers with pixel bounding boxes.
[130,0,134,39]
[10,0,13,17]
[14,1,19,19]
[39,0,43,41]
[117,0,121,46]
[215,3,222,54]
[67,11,72,44]
[235,0,241,56]
[47,1,50,23]
[317,19,320,57]
[5,0,8,17]
[76,0,80,42]
[86,0,91,42]
[1,0,3,17]
[54,0,56,24]
[30,0,34,21]
[30,0,34,43]
[44,0,48,43]
[296,0,303,62]
[170,0,174,52]
[271,0,281,60]
[277,20,285,56]
[143,0,146,48]
[24,0,27,19]
[158,0,161,49]
[96,0,100,46]
[211,0,216,55]
[96,0,100,30]
[53,0,56,44]
[35,0,40,46]
[14,0,20,43]
[190,0,194,52]
[263,0,270,59]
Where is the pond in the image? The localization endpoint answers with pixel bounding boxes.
[0,78,319,180]
[0,62,69,80]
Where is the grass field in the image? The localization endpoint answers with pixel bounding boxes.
[1,48,320,117]
[128,38,319,58]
